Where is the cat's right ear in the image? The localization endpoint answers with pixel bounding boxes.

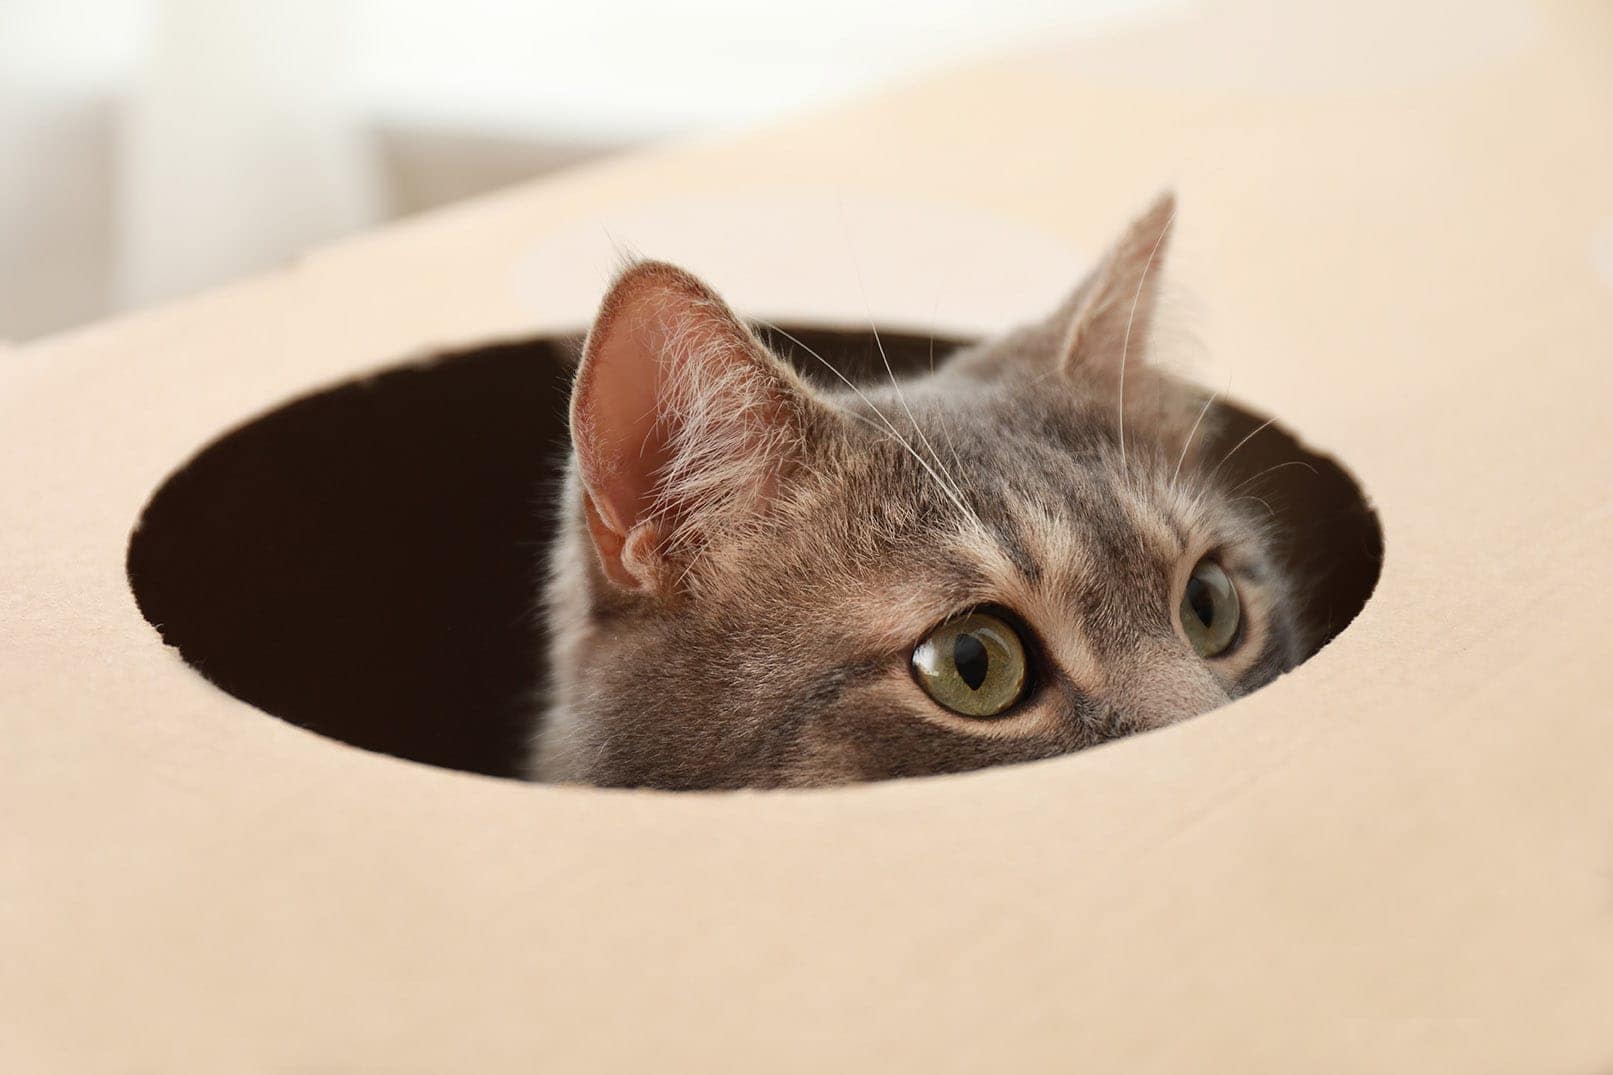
[569,261,829,595]
[1052,191,1175,381]
[946,193,1175,386]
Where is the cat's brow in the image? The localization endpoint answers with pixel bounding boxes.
[972,504,1044,585]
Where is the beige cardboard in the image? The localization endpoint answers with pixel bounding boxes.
[4,1,1610,1071]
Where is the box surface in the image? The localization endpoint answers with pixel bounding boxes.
[4,2,1610,1071]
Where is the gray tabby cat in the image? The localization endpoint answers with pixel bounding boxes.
[531,194,1305,789]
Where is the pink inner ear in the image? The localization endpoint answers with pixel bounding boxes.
[570,261,822,589]
[571,287,678,539]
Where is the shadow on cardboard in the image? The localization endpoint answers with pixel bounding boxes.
[126,328,1383,779]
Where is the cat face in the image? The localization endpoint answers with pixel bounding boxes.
[534,194,1306,789]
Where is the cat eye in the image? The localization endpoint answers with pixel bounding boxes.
[1180,557,1241,658]
[911,610,1029,718]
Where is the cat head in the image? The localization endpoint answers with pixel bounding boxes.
[535,194,1306,788]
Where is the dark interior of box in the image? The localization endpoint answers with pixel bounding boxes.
[126,327,1383,779]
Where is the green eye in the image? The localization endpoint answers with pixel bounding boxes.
[1180,557,1241,658]
[912,610,1029,717]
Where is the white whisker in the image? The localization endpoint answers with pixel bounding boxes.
[837,207,973,514]
[1229,458,1318,495]
[1208,416,1277,483]
[927,325,970,485]
[1117,204,1177,485]
[1171,386,1221,493]
[758,321,979,525]
[1230,493,1277,518]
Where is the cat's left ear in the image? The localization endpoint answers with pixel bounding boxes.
[1055,191,1176,380]
[569,261,833,595]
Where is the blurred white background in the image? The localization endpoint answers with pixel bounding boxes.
[0,0,1169,342]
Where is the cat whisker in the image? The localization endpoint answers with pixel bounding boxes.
[1207,415,1277,484]
[871,325,966,508]
[927,330,971,487]
[922,298,971,486]
[1230,493,1278,519]
[836,210,976,520]
[758,321,980,526]
[1118,202,1177,486]
[1228,458,1318,495]
[1171,387,1221,493]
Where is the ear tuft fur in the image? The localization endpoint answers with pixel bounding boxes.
[570,261,827,592]
[1059,191,1176,379]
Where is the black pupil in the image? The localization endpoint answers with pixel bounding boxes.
[1186,575,1216,628]
[953,633,989,690]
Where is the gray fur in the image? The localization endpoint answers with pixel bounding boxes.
[531,195,1306,789]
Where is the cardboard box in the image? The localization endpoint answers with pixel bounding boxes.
[4,2,1609,1070]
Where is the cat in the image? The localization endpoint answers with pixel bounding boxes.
[530,194,1307,789]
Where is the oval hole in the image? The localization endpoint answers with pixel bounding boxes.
[126,328,1382,779]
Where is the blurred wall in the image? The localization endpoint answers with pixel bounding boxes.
[0,0,1170,342]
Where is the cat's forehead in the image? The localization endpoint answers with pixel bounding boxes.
[785,475,1192,675]
[849,374,1121,457]
[836,377,1165,517]
[698,373,1257,646]
[786,385,1229,642]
